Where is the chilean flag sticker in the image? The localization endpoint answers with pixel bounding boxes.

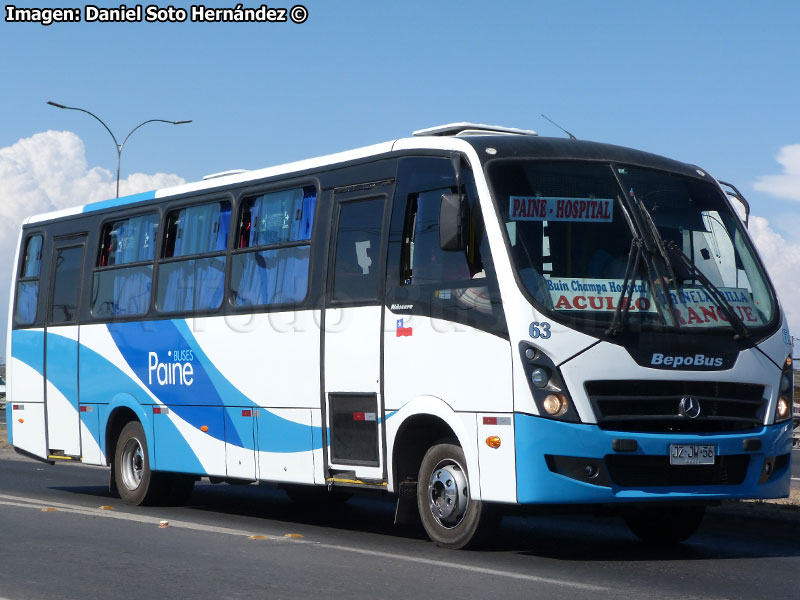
[396,318,413,337]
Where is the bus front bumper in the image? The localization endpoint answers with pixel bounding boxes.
[514,413,793,504]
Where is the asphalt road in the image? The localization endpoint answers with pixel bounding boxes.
[0,453,799,600]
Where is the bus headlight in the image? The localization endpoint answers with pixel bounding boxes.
[530,367,549,388]
[775,357,793,424]
[776,397,791,421]
[543,394,569,417]
[519,343,580,423]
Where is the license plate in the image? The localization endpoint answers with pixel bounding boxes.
[669,444,715,465]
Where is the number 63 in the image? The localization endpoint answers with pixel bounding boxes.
[529,321,551,339]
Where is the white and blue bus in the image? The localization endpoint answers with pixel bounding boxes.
[6,123,794,548]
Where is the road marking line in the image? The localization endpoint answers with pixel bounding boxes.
[0,493,287,539]
[0,492,610,592]
[792,477,800,481]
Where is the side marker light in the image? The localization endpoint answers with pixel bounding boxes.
[486,436,501,449]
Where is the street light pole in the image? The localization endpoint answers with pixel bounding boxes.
[47,101,191,198]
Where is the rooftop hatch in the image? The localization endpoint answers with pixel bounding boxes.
[412,122,538,137]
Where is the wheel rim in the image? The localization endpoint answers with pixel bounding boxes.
[427,458,469,529]
[120,436,145,491]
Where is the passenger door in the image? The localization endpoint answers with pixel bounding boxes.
[323,185,391,484]
[45,236,87,458]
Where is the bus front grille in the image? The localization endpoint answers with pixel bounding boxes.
[605,454,750,487]
[585,380,766,433]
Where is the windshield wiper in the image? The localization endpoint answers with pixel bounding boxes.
[606,237,643,336]
[635,194,678,284]
[622,186,682,328]
[664,241,750,340]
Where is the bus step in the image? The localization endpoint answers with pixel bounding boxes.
[326,471,387,490]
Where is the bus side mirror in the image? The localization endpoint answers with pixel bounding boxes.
[439,193,469,251]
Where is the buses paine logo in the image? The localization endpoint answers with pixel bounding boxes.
[148,350,195,386]
[396,318,413,337]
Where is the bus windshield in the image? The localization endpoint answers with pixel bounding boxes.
[488,160,777,333]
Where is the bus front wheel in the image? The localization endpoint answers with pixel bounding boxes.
[623,505,706,545]
[417,443,497,549]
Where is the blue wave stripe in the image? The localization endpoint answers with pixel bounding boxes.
[107,320,323,452]
[13,325,325,456]
[82,190,156,214]
[46,332,79,411]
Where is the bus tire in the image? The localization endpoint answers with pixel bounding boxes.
[114,421,168,506]
[417,443,497,549]
[623,505,706,545]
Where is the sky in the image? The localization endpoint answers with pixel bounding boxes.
[1,0,799,355]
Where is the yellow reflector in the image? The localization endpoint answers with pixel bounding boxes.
[99,506,114,510]
[284,533,304,538]
[485,436,502,449]
[41,508,58,512]
[249,535,267,540]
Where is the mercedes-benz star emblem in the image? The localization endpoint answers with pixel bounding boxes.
[679,396,701,419]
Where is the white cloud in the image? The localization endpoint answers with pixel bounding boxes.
[753,144,800,202]
[0,130,185,356]
[748,215,800,337]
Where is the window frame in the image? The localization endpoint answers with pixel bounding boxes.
[90,210,160,320]
[13,232,46,328]
[155,196,234,316]
[48,238,87,326]
[228,184,318,311]
[327,191,391,308]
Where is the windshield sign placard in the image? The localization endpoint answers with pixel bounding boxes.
[545,277,765,327]
[510,196,614,223]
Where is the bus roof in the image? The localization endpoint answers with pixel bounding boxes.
[25,126,704,225]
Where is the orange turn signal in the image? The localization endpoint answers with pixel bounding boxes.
[200,425,209,432]
[18,418,24,424]
[486,436,501,449]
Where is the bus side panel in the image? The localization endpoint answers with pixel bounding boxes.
[79,405,104,465]
[225,406,257,480]
[311,409,325,484]
[256,408,317,484]
[8,329,47,459]
[8,403,46,459]
[188,313,321,409]
[153,406,226,476]
[80,323,155,462]
[44,328,81,456]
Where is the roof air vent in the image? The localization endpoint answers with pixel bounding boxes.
[202,169,248,180]
[412,122,538,137]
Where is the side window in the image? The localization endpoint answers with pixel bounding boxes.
[92,213,158,318]
[50,245,84,324]
[401,188,484,286]
[331,197,385,303]
[230,186,316,307]
[14,234,43,326]
[387,159,505,335]
[157,200,230,313]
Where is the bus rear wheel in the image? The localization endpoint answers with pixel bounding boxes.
[114,421,193,506]
[417,443,497,549]
[623,505,706,545]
